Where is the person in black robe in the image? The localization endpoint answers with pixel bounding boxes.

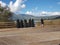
[31,19,35,27]
[24,19,28,27]
[41,19,44,27]
[20,20,24,28]
[29,19,32,27]
[16,19,20,28]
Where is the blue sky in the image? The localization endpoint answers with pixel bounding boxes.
[0,0,60,16]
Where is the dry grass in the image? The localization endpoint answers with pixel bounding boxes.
[36,19,60,26]
[44,19,60,25]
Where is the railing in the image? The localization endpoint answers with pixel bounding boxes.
[0,22,16,28]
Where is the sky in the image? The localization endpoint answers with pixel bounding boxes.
[0,0,60,16]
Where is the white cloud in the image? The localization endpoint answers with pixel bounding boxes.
[9,0,26,12]
[0,1,6,7]
[25,11,60,16]
[40,11,48,15]
[0,0,26,12]
[25,11,34,15]
[51,12,60,15]
[21,4,26,8]
[40,11,60,16]
[9,1,13,7]
[25,7,39,16]
[25,11,39,16]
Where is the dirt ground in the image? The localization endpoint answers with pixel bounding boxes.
[0,25,60,45]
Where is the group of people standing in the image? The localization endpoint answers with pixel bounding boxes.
[16,19,35,28]
[16,18,44,28]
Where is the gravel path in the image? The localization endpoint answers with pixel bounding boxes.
[0,25,60,45]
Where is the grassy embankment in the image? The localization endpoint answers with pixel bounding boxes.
[36,19,60,26]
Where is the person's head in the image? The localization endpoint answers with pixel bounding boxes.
[41,18,43,20]
[17,19,19,22]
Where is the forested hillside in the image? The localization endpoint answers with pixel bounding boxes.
[0,4,12,22]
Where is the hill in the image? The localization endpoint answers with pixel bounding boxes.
[12,14,60,21]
